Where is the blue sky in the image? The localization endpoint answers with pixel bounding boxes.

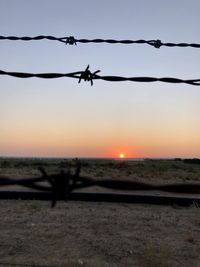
[0,0,200,158]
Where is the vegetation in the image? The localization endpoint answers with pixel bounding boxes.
[0,157,200,183]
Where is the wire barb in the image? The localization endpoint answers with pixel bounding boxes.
[78,65,101,86]
[65,36,77,45]
[148,39,162,48]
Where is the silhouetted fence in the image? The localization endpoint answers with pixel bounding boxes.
[1,34,200,86]
[0,262,57,267]
[1,35,200,48]
[1,162,200,207]
[1,35,199,205]
[1,65,200,86]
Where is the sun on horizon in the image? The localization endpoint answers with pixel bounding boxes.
[119,153,125,159]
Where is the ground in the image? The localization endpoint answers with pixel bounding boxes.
[0,158,200,267]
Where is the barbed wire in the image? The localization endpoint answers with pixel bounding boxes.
[1,35,200,48]
[0,262,58,267]
[0,65,200,86]
[1,162,200,208]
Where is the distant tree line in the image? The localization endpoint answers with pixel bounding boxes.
[174,158,200,164]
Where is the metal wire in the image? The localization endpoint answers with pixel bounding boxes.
[1,163,200,208]
[0,35,67,43]
[0,66,200,86]
[0,263,58,267]
[1,35,200,48]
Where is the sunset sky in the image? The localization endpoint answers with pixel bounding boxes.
[0,0,200,158]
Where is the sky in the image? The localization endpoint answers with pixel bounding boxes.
[0,0,200,158]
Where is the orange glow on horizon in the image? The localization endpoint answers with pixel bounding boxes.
[1,125,200,158]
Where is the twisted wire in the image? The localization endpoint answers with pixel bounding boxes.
[0,67,200,86]
[0,35,67,43]
[2,168,200,208]
[1,35,200,48]
[76,38,200,48]
[0,262,58,267]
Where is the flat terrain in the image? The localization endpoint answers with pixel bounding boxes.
[0,158,200,267]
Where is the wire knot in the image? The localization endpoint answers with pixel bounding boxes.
[148,39,162,48]
[78,65,100,86]
[66,36,77,45]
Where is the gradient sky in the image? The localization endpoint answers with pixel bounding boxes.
[0,0,200,158]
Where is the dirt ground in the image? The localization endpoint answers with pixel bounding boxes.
[0,159,200,267]
[0,200,200,267]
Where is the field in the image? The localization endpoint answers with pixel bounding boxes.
[0,158,200,267]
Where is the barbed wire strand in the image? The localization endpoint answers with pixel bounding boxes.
[2,162,200,208]
[0,66,200,86]
[1,35,200,48]
[0,262,58,267]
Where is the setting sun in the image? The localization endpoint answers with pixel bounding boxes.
[119,153,125,159]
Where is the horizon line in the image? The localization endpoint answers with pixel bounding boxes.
[0,156,199,160]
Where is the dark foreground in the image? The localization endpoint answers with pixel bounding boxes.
[0,158,200,267]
